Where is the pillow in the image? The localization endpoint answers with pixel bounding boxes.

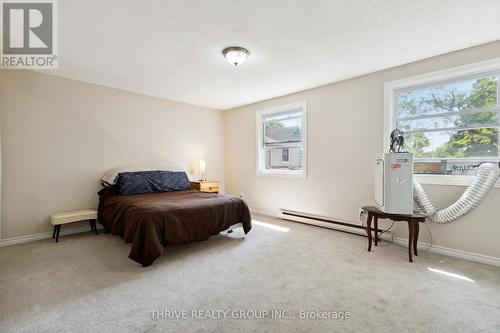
[117,170,191,195]
[101,167,184,186]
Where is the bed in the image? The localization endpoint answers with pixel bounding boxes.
[97,170,252,266]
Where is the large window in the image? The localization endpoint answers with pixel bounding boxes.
[256,102,306,177]
[385,59,500,185]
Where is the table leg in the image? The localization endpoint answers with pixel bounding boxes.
[367,214,373,252]
[413,222,419,256]
[374,217,378,246]
[408,222,414,262]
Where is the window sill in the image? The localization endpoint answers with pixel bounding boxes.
[414,174,500,188]
[256,170,306,178]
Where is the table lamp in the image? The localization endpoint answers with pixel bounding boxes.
[199,160,206,181]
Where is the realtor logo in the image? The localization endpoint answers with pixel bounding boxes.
[1,0,58,69]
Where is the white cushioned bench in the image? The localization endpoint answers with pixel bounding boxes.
[50,209,98,242]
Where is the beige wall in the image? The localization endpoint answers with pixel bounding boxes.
[0,71,224,239]
[2,42,499,258]
[224,41,500,258]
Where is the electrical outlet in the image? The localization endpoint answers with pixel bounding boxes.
[358,208,364,220]
[240,192,244,198]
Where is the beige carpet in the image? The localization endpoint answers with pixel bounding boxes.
[1,214,499,333]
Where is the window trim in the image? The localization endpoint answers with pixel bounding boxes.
[256,101,307,178]
[384,57,500,187]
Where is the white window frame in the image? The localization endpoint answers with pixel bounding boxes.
[256,101,307,178]
[384,57,500,187]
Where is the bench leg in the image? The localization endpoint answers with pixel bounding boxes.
[91,219,98,235]
[374,217,378,246]
[55,225,61,243]
[52,225,57,239]
[89,220,95,233]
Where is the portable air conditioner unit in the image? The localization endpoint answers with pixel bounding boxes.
[374,153,414,215]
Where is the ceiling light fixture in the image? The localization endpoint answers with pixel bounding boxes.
[222,46,249,66]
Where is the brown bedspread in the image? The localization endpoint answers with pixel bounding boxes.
[98,189,252,266]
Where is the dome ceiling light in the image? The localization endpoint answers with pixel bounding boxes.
[222,46,249,66]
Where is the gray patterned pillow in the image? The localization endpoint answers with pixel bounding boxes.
[117,171,191,195]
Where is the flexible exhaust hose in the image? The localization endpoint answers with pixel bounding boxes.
[413,163,500,223]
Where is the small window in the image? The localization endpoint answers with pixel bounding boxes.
[256,102,306,177]
[282,148,289,162]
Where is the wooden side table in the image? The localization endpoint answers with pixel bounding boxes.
[189,180,219,193]
[361,206,426,262]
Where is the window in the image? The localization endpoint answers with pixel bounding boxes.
[385,58,500,186]
[282,148,289,162]
[256,102,306,177]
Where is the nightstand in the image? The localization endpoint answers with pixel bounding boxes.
[189,180,219,193]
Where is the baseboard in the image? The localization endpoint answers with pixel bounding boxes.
[250,208,281,218]
[251,208,394,240]
[393,238,500,267]
[0,225,104,247]
[251,208,500,267]
[3,211,499,267]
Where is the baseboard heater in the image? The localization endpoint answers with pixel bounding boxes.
[280,209,383,237]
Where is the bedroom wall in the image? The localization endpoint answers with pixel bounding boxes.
[0,70,224,239]
[224,40,500,259]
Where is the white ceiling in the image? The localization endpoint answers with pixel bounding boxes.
[46,0,500,110]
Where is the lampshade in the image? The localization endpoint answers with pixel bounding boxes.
[222,47,249,66]
[199,160,206,173]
